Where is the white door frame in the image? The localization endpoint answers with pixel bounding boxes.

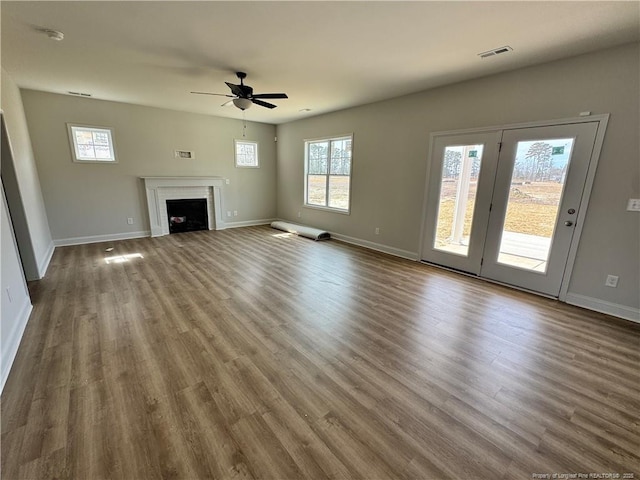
[418,114,610,301]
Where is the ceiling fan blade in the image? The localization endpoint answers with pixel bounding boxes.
[252,93,288,99]
[252,98,277,109]
[191,91,234,97]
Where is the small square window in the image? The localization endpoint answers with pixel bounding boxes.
[235,140,259,168]
[67,124,117,163]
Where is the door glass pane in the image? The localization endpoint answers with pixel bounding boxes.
[433,144,484,256]
[497,138,574,272]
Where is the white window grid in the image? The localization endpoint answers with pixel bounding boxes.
[67,124,117,163]
[304,134,353,213]
[235,140,259,168]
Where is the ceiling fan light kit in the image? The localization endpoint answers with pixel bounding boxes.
[191,72,288,111]
[232,98,252,110]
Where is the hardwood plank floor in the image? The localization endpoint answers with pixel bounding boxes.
[2,225,639,479]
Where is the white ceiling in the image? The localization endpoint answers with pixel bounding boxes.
[2,1,639,125]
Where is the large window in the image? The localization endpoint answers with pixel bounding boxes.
[305,135,352,212]
[67,124,117,163]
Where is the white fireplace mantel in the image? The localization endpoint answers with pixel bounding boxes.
[141,176,226,237]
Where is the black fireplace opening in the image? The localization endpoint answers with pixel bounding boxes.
[166,198,208,234]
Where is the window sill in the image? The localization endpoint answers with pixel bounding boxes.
[72,159,118,164]
[304,204,351,215]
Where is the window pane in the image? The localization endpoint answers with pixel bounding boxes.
[70,125,116,162]
[330,139,351,175]
[305,136,352,211]
[307,175,327,206]
[94,145,112,159]
[235,141,258,167]
[78,144,96,158]
[330,158,350,175]
[75,130,94,145]
[308,142,328,174]
[92,131,110,145]
[328,175,349,210]
[496,138,574,272]
[433,145,484,256]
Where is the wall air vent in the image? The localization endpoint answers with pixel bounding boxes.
[68,91,92,97]
[174,150,195,160]
[478,46,513,59]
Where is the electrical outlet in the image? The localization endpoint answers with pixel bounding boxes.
[233,210,238,217]
[297,211,301,218]
[225,179,230,185]
[375,227,380,235]
[226,211,232,218]
[605,275,619,288]
[627,199,640,211]
[127,217,134,225]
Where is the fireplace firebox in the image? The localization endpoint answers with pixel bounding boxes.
[166,199,208,234]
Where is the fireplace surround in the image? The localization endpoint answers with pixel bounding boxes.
[141,177,226,237]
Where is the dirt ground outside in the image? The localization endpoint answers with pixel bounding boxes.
[308,175,350,210]
[307,176,563,242]
[436,181,563,244]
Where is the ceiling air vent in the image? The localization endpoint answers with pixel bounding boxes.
[68,91,92,97]
[478,46,513,59]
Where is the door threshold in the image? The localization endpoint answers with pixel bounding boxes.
[420,260,559,300]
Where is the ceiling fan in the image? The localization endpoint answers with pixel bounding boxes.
[191,72,288,110]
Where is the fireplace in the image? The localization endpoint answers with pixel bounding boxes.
[167,199,208,233]
[141,177,226,237]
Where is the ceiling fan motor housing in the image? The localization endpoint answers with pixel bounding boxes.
[191,71,288,110]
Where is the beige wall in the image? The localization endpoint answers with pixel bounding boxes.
[1,68,53,279]
[21,91,277,243]
[276,43,640,316]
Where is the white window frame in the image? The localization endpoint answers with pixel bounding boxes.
[67,124,117,163]
[304,134,353,214]
[234,140,259,168]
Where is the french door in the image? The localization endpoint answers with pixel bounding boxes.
[421,120,602,297]
[422,132,500,274]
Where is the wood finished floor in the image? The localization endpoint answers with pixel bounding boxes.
[2,226,639,480]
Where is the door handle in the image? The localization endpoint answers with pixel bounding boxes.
[565,221,574,227]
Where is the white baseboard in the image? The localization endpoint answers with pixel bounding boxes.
[50,227,637,324]
[221,218,276,230]
[271,219,418,260]
[36,240,55,278]
[52,221,276,245]
[1,298,32,394]
[53,230,151,247]
[322,232,637,323]
[329,232,419,261]
[565,293,640,323]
